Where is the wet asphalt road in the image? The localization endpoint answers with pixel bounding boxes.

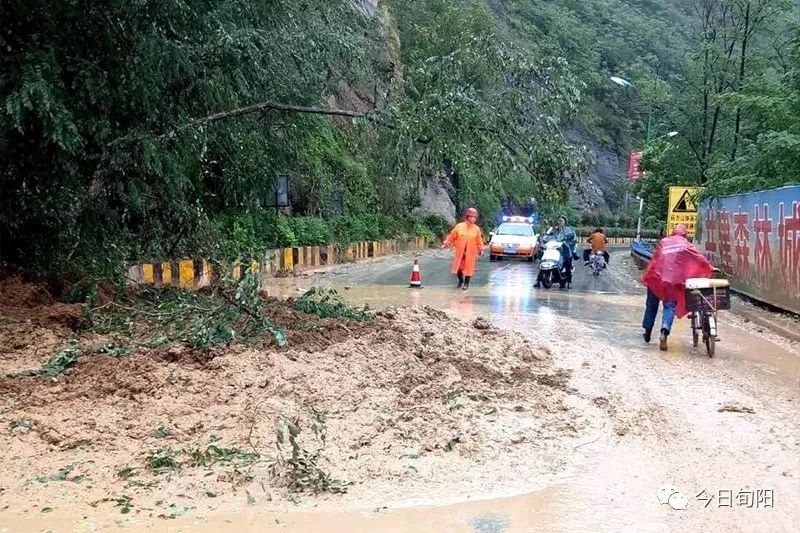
[332,246,629,294]
[309,246,650,329]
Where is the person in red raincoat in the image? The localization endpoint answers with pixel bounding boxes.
[442,207,484,290]
[641,223,713,351]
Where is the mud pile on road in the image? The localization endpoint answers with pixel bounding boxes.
[0,275,85,376]
[0,276,581,517]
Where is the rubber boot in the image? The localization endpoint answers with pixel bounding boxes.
[462,276,471,291]
[643,329,652,343]
[659,329,669,351]
[456,271,464,288]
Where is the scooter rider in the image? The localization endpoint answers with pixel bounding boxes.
[584,227,610,265]
[534,215,577,288]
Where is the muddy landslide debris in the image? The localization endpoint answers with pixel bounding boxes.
[0,277,582,513]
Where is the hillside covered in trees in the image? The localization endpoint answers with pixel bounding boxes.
[2,0,798,284]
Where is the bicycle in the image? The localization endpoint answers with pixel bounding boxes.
[685,270,730,357]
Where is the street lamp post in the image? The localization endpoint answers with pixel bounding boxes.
[611,76,680,241]
[610,76,676,148]
[611,76,655,147]
[636,196,644,242]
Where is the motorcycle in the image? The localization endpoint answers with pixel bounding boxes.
[536,238,571,289]
[588,251,607,277]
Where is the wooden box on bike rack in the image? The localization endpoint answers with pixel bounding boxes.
[685,278,731,311]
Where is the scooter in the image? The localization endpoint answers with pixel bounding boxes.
[536,239,571,289]
[588,251,607,277]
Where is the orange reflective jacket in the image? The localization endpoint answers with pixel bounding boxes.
[444,222,484,276]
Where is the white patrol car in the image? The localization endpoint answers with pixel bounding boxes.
[488,216,539,262]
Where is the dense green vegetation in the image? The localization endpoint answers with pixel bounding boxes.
[505,0,695,150]
[634,0,800,224]
[1,0,587,282]
[1,0,389,279]
[2,0,798,281]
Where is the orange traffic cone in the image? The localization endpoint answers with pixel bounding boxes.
[409,258,423,288]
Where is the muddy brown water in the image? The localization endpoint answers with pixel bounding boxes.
[2,250,798,532]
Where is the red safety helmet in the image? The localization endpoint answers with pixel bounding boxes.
[465,207,479,218]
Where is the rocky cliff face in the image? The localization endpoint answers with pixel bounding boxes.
[415,178,457,224]
[342,0,629,218]
[565,126,629,213]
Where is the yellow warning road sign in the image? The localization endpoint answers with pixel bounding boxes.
[667,186,703,238]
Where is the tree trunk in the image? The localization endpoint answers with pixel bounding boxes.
[731,3,751,162]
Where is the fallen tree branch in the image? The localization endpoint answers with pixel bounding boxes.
[176,101,544,175]
[190,101,366,126]
[179,99,409,138]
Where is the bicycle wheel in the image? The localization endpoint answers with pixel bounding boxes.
[705,335,715,357]
[702,315,715,357]
[690,313,699,347]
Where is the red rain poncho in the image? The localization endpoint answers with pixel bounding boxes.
[641,226,713,318]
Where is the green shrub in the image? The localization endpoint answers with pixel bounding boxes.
[357,213,397,240]
[210,210,451,256]
[580,211,641,229]
[331,215,369,244]
[412,223,435,239]
[289,217,332,246]
[416,214,451,238]
[275,215,297,248]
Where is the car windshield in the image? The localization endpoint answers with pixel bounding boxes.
[495,223,533,237]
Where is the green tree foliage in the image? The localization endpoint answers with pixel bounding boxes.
[505,0,696,150]
[385,0,590,219]
[635,0,798,222]
[1,0,591,279]
[1,0,382,276]
[705,38,800,194]
[11,0,792,281]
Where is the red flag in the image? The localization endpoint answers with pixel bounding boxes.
[628,151,642,180]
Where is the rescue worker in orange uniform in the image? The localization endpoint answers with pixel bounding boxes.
[442,207,484,290]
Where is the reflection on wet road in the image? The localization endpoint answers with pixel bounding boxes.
[272,248,799,385]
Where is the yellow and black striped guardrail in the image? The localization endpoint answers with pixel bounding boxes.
[126,237,433,289]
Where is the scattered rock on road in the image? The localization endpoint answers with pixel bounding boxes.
[718,402,755,414]
[472,316,492,330]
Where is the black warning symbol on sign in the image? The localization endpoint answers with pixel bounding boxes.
[673,190,696,213]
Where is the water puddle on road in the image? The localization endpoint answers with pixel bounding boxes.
[0,440,707,533]
[164,487,563,533]
[0,487,562,533]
